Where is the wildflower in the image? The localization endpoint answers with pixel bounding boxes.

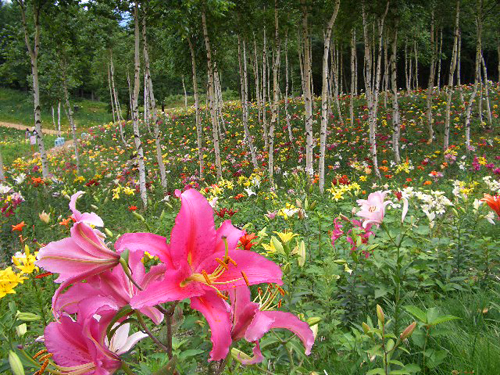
[128,205,138,211]
[39,211,50,224]
[44,300,146,375]
[12,221,26,232]
[481,194,500,218]
[238,233,257,250]
[273,231,298,244]
[12,245,38,275]
[70,191,104,227]
[356,191,391,228]
[0,267,27,299]
[116,189,282,361]
[331,218,344,246]
[229,286,314,364]
[59,217,72,227]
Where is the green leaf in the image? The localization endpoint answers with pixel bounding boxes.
[429,315,460,326]
[366,369,385,375]
[404,305,427,323]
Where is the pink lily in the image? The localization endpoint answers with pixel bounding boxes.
[116,189,283,360]
[229,286,314,365]
[70,191,104,227]
[331,217,344,247]
[54,251,163,325]
[356,190,392,228]
[43,298,146,375]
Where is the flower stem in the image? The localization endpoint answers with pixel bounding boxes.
[135,312,169,353]
[121,362,136,375]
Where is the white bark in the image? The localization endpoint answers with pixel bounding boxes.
[391,26,401,164]
[187,35,204,179]
[319,0,341,193]
[132,3,147,207]
[301,0,314,177]
[18,0,49,178]
[201,6,222,179]
[143,15,167,190]
[62,62,80,174]
[444,0,460,150]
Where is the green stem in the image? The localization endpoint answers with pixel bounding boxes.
[121,362,136,375]
[31,276,48,326]
[135,312,169,353]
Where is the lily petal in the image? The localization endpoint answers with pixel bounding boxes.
[170,189,217,269]
[215,221,244,253]
[197,250,283,289]
[70,191,104,227]
[115,233,174,268]
[131,268,203,309]
[191,291,232,361]
[245,311,314,355]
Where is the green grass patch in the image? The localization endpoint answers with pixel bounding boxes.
[0,87,113,130]
[0,126,57,165]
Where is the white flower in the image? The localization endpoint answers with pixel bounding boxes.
[13,173,26,184]
[484,212,496,225]
[106,323,148,355]
[244,188,256,196]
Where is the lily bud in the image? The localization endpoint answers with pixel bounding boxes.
[132,211,145,222]
[15,324,27,337]
[376,305,385,324]
[400,321,417,340]
[16,311,41,322]
[39,211,50,224]
[9,351,24,375]
[362,322,371,334]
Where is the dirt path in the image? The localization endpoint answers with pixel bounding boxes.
[0,120,74,156]
[0,121,61,135]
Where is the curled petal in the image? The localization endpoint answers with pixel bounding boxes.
[215,221,245,253]
[70,191,104,227]
[115,233,174,268]
[245,311,314,355]
[190,291,232,361]
[235,341,264,365]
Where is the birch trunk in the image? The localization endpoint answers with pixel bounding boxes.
[268,0,281,180]
[201,6,222,179]
[19,0,49,178]
[110,51,127,146]
[426,10,436,143]
[107,63,117,124]
[301,0,314,177]
[187,35,204,180]
[414,40,419,89]
[391,26,401,164]
[319,0,341,193]
[332,43,344,123]
[443,0,460,151]
[262,27,269,148]
[284,34,295,148]
[51,106,56,132]
[350,29,356,125]
[362,0,389,180]
[143,15,167,189]
[481,54,492,126]
[237,35,258,170]
[252,35,262,128]
[57,101,61,136]
[62,62,80,174]
[182,76,188,110]
[436,28,443,91]
[457,31,465,105]
[132,3,147,207]
[404,40,410,93]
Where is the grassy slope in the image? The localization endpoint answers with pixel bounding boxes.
[0,126,57,165]
[0,87,113,131]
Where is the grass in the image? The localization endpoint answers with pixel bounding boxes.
[0,126,57,165]
[0,87,113,130]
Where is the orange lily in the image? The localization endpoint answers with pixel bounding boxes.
[482,194,500,217]
[12,221,26,232]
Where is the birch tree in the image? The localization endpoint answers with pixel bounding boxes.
[319,0,341,193]
[131,2,147,207]
[17,0,49,178]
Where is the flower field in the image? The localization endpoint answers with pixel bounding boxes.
[0,85,499,374]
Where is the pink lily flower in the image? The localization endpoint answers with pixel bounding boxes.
[229,286,314,365]
[54,251,164,325]
[44,298,146,375]
[331,217,344,247]
[70,191,104,227]
[116,189,283,360]
[356,190,392,228]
